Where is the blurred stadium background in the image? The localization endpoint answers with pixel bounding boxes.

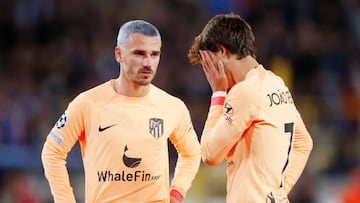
[0,0,359,202]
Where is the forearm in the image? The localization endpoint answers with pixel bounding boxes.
[201,105,228,165]
[283,116,313,194]
[171,149,201,199]
[42,140,76,203]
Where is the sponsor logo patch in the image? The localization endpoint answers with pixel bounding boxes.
[224,102,233,114]
[122,145,142,168]
[50,130,64,144]
[97,144,161,183]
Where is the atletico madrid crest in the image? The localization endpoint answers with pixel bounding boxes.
[149,118,164,139]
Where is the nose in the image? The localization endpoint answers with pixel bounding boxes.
[142,55,152,66]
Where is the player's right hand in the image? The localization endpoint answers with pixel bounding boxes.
[199,50,228,92]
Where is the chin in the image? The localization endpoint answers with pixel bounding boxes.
[137,80,152,86]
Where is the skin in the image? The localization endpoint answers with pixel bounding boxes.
[114,32,161,97]
[199,49,228,92]
[170,196,181,203]
[199,46,259,92]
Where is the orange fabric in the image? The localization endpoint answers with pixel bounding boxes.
[41,80,201,203]
[201,65,313,202]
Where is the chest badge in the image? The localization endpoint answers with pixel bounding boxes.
[149,118,164,139]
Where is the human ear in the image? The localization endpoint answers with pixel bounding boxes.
[217,45,229,58]
[114,47,122,63]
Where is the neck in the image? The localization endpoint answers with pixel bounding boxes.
[114,78,150,97]
[231,55,259,83]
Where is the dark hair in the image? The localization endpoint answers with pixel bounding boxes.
[188,13,256,64]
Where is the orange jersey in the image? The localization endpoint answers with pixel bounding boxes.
[201,65,313,202]
[41,80,201,203]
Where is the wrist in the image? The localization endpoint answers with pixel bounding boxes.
[211,91,227,98]
[170,189,183,203]
[211,91,226,106]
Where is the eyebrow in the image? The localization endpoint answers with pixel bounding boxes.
[132,50,161,55]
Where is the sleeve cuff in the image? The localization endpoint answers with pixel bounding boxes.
[211,91,227,98]
[211,96,226,106]
[170,189,184,202]
[211,91,226,106]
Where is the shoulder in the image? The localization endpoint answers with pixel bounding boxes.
[229,79,259,99]
[149,85,187,109]
[72,80,115,106]
[226,76,262,112]
[228,66,276,100]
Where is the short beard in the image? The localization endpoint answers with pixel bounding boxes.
[134,78,152,86]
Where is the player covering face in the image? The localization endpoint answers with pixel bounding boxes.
[188,13,313,202]
[42,20,201,203]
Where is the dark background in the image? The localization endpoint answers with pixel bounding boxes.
[0,0,359,202]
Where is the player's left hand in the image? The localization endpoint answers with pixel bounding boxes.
[199,50,228,92]
[170,195,181,203]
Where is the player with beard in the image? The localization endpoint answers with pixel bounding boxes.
[42,20,201,203]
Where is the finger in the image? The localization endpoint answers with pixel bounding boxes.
[201,53,216,83]
[206,51,219,71]
[218,60,225,75]
[199,51,206,67]
[200,51,211,72]
[203,51,218,73]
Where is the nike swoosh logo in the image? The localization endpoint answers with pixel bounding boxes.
[98,124,117,132]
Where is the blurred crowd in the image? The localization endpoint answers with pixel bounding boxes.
[0,0,359,202]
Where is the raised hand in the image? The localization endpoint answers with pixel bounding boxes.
[199,50,228,92]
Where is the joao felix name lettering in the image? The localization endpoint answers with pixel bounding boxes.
[267,89,294,107]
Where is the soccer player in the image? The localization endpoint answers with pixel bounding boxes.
[188,13,313,202]
[41,20,201,203]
